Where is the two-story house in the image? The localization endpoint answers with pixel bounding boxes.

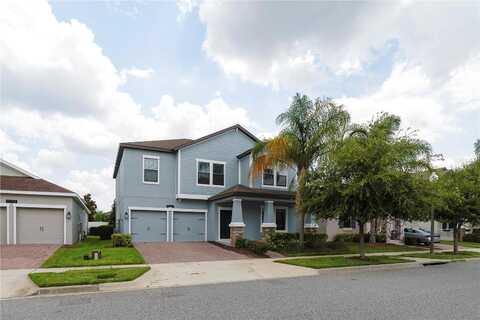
[113,124,320,246]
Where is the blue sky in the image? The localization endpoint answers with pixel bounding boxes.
[1,1,479,209]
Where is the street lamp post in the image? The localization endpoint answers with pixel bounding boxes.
[429,172,438,254]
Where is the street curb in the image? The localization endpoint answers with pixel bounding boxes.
[36,284,99,296]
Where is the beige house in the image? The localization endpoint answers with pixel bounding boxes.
[0,159,89,245]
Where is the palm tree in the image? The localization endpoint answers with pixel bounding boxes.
[251,93,350,246]
[475,139,480,159]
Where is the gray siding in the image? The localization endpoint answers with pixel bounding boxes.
[180,129,255,195]
[0,162,28,177]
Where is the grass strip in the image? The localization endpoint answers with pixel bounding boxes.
[29,267,150,287]
[276,255,414,269]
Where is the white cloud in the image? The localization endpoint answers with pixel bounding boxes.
[198,1,480,89]
[0,0,253,210]
[176,0,198,21]
[120,67,155,84]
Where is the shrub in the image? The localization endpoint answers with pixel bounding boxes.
[89,226,99,236]
[246,240,269,255]
[112,233,133,247]
[325,241,348,251]
[96,225,114,240]
[266,232,298,250]
[235,238,248,249]
[333,234,356,242]
[304,233,328,248]
[463,232,480,243]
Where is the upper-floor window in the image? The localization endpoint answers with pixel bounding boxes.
[143,155,159,184]
[262,168,287,188]
[197,159,225,187]
[338,217,355,229]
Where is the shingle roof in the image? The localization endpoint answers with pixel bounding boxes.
[113,124,260,178]
[209,184,296,201]
[0,176,74,193]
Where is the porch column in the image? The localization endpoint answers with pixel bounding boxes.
[262,200,276,239]
[304,213,319,234]
[229,198,245,246]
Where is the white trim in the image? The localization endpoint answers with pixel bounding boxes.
[128,206,170,212]
[0,203,8,244]
[196,159,226,187]
[142,155,160,184]
[238,159,241,184]
[261,168,288,189]
[0,159,40,179]
[217,206,232,241]
[176,194,210,200]
[261,223,277,228]
[13,204,67,245]
[177,150,181,194]
[304,223,319,228]
[229,222,245,227]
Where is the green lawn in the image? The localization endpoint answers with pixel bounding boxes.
[440,240,480,249]
[402,251,480,260]
[29,267,150,287]
[276,255,414,269]
[279,242,425,257]
[42,236,145,268]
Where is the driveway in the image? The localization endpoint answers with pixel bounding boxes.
[0,244,59,270]
[134,242,249,264]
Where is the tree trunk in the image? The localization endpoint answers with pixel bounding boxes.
[298,210,305,248]
[358,221,366,259]
[453,226,459,255]
[369,219,377,244]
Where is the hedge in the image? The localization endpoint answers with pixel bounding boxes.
[89,225,114,240]
[112,233,133,247]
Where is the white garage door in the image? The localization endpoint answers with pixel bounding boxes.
[16,208,64,244]
[0,207,7,245]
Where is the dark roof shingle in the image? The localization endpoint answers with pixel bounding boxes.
[0,176,73,193]
[209,184,295,201]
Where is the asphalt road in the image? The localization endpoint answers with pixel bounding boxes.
[2,261,479,320]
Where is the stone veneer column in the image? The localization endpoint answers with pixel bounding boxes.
[229,198,245,246]
[261,200,276,239]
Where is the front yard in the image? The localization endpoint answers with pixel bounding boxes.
[29,267,150,287]
[277,255,414,269]
[278,242,425,257]
[42,236,145,268]
[402,251,480,260]
[440,240,480,249]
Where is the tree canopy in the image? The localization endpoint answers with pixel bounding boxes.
[251,93,350,245]
[83,193,98,221]
[301,113,433,258]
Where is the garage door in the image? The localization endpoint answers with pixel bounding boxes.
[0,207,7,245]
[172,211,205,242]
[131,210,167,242]
[16,208,64,244]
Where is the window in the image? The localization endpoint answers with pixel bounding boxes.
[143,156,159,184]
[263,169,274,186]
[442,222,455,231]
[197,159,225,187]
[338,217,355,229]
[261,207,288,232]
[262,168,287,188]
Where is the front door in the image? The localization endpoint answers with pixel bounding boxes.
[219,209,232,240]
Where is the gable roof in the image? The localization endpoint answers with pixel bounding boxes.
[0,175,74,193]
[209,184,295,202]
[113,124,260,178]
[0,159,40,179]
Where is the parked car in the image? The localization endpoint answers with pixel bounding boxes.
[404,228,440,245]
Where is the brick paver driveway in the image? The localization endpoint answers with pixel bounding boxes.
[135,242,250,264]
[0,245,59,270]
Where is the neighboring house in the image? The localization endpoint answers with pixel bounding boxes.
[0,159,89,245]
[114,124,324,245]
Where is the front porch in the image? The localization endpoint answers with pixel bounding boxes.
[210,185,317,246]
